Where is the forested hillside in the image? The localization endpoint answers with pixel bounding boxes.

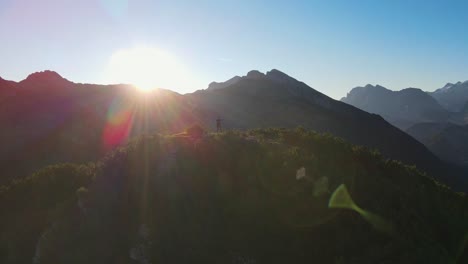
[1,128,466,263]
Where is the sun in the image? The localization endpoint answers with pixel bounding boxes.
[103,46,194,93]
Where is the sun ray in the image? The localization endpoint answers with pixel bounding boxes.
[102,46,197,93]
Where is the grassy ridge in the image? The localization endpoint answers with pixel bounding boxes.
[0,128,467,263]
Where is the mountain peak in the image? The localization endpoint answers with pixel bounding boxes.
[431,80,468,111]
[361,84,379,88]
[19,70,73,89]
[265,69,298,84]
[266,69,289,77]
[342,85,389,105]
[206,69,300,91]
[435,81,468,93]
[354,84,388,91]
[23,70,65,82]
[245,70,265,80]
[401,87,424,93]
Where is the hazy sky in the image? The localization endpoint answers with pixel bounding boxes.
[1,0,468,98]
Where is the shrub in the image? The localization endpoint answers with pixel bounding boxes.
[185,124,205,138]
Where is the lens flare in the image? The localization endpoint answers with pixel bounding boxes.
[329,184,395,236]
[102,97,134,151]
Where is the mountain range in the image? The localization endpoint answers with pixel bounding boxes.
[1,69,465,190]
[341,85,450,130]
[341,82,468,167]
[1,69,468,262]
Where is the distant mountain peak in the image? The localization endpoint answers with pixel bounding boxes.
[435,81,468,93]
[342,83,449,129]
[245,70,265,80]
[401,87,424,93]
[347,84,389,95]
[23,70,66,82]
[430,80,468,111]
[358,84,387,90]
[265,69,298,84]
[18,70,73,89]
[266,69,289,77]
[437,83,455,93]
[206,69,299,90]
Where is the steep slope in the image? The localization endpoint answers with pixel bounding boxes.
[1,130,467,263]
[187,70,463,189]
[430,81,468,112]
[341,84,449,129]
[407,122,468,166]
[207,75,241,90]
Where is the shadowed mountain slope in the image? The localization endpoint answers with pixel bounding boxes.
[407,122,468,166]
[188,70,464,189]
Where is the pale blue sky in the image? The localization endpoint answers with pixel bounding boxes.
[1,0,468,98]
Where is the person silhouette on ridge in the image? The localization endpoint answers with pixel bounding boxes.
[216,117,222,132]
